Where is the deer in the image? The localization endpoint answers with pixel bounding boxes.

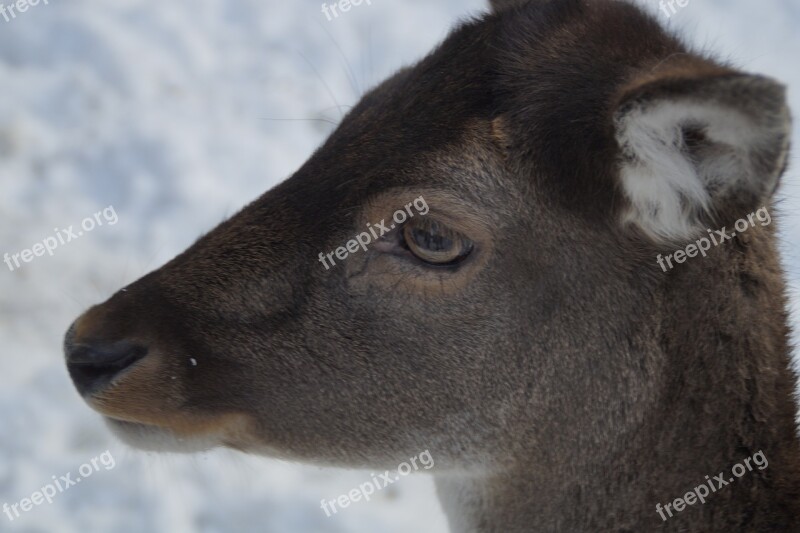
[63,0,800,530]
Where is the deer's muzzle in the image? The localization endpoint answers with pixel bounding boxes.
[64,322,148,397]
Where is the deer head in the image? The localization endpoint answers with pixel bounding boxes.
[64,0,799,530]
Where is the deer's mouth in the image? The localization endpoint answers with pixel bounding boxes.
[101,408,256,452]
[64,311,256,452]
[80,358,255,453]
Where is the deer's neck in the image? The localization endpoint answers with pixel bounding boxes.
[436,238,800,532]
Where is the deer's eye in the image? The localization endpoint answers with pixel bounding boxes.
[402,219,473,265]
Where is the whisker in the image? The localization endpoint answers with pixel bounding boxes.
[297,51,347,119]
[259,117,339,126]
[314,19,361,97]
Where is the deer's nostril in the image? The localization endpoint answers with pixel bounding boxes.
[65,330,148,396]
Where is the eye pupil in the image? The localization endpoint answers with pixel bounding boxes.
[411,222,453,252]
[402,219,473,266]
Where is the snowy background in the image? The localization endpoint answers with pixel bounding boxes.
[0,1,798,532]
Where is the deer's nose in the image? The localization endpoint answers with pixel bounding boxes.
[64,322,148,396]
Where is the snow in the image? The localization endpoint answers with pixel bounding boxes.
[0,1,798,532]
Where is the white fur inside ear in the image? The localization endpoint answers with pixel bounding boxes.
[616,101,757,241]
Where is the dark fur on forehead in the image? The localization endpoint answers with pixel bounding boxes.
[326,0,702,224]
[489,0,697,219]
[297,19,499,195]
[490,0,532,12]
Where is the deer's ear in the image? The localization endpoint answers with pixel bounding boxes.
[614,73,790,242]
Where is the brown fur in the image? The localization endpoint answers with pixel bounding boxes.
[64,1,800,530]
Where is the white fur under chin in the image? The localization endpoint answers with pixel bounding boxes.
[105,418,221,453]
